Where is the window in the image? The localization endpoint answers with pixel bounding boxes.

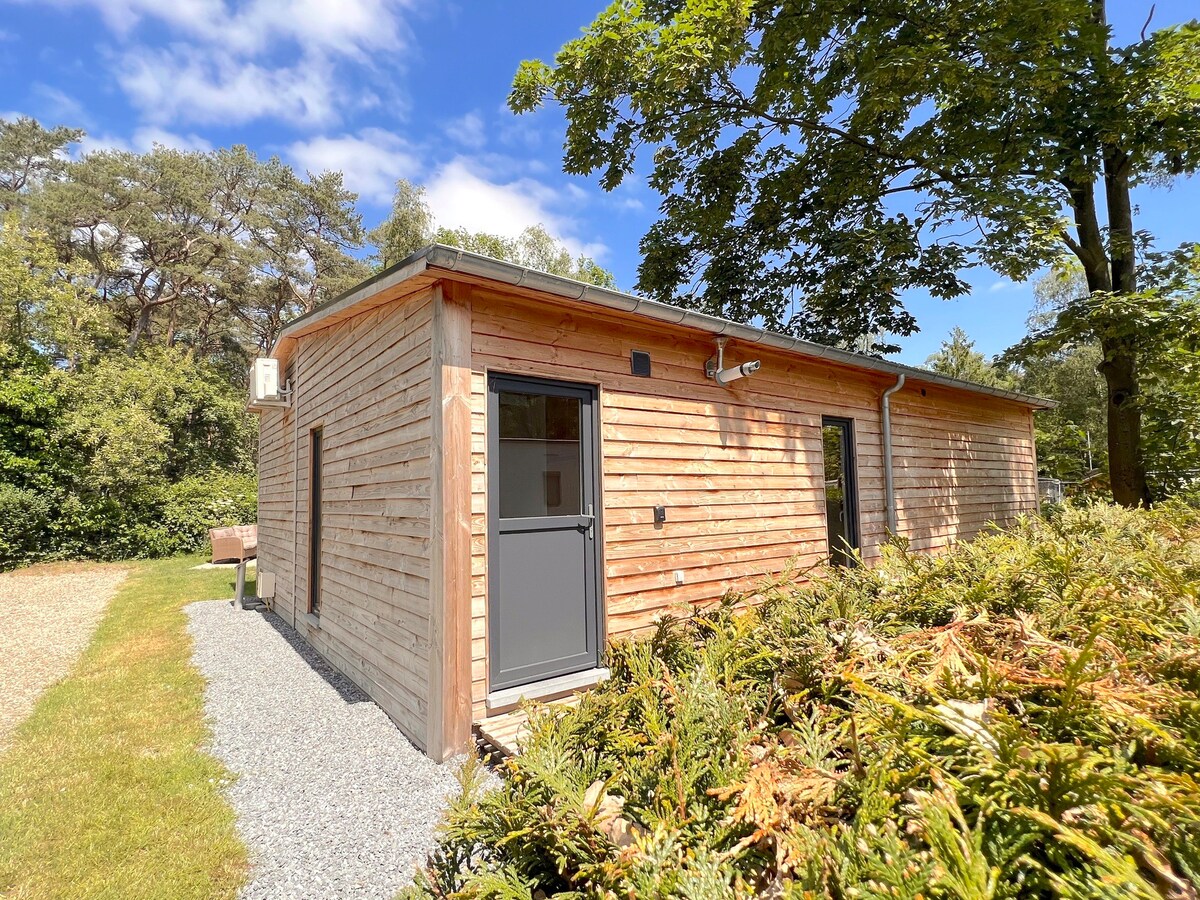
[308,427,323,615]
[821,417,860,566]
[496,389,583,518]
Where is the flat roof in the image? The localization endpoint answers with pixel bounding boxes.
[274,244,1054,410]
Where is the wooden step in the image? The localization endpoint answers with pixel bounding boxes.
[474,694,582,758]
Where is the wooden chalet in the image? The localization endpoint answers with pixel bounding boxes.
[250,245,1051,761]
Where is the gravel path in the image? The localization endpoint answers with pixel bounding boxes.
[0,563,128,745]
[186,600,462,900]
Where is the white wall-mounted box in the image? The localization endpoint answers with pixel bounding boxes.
[249,358,289,408]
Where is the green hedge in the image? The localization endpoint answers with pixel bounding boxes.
[0,483,52,569]
[158,472,258,553]
[0,472,257,570]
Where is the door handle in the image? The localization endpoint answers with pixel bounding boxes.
[581,504,596,539]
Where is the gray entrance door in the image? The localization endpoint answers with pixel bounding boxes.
[487,374,602,692]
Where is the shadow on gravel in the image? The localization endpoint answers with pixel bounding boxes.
[234,603,372,705]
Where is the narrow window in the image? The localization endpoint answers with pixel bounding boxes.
[821,417,860,566]
[308,426,323,615]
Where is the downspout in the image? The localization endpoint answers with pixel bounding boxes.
[881,374,905,534]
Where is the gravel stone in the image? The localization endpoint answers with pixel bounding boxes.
[186,600,462,899]
[0,563,128,745]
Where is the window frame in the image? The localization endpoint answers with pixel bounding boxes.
[820,415,861,565]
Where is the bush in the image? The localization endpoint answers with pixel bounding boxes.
[0,343,259,568]
[1,472,258,568]
[159,471,258,552]
[408,502,1200,899]
[0,482,52,569]
[50,473,258,562]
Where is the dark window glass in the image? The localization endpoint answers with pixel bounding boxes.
[822,419,859,566]
[309,427,323,614]
[498,391,582,518]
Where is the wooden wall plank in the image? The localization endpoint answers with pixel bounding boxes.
[426,284,475,761]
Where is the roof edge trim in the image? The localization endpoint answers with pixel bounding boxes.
[273,243,1056,409]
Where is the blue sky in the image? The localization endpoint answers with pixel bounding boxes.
[1,0,1197,365]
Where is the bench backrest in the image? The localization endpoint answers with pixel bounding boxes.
[209,524,257,543]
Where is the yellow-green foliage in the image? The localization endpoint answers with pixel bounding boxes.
[408,503,1200,899]
[0,559,248,899]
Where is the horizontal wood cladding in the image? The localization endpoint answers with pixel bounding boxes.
[464,286,1039,717]
[256,404,295,619]
[255,289,436,751]
[891,387,1037,552]
[466,289,882,716]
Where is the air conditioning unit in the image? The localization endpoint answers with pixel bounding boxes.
[249,358,289,407]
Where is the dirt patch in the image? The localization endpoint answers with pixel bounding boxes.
[0,563,129,745]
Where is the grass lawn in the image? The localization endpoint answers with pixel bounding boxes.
[0,557,251,900]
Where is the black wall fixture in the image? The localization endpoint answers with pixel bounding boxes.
[630,350,651,377]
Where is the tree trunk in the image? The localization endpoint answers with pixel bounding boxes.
[1098,336,1151,507]
[1100,147,1151,507]
[126,305,151,355]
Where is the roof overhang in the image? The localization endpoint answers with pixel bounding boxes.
[270,244,1056,410]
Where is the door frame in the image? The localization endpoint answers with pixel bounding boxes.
[485,372,605,693]
[820,415,861,561]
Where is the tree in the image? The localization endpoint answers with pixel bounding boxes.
[0,116,81,211]
[1017,342,1108,484]
[370,178,617,287]
[510,1,1200,506]
[434,223,617,288]
[0,118,378,565]
[0,213,114,367]
[924,327,1013,388]
[239,166,370,353]
[1009,265,1200,494]
[369,178,435,268]
[62,347,255,493]
[38,144,367,355]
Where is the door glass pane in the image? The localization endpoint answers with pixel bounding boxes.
[823,422,854,566]
[498,390,582,517]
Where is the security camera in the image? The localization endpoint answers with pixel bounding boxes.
[715,359,761,385]
[706,337,763,387]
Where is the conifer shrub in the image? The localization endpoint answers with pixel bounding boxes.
[407,502,1200,899]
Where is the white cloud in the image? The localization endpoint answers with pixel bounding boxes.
[288,128,420,203]
[77,126,214,155]
[28,0,414,57]
[117,47,341,127]
[132,127,213,151]
[425,156,607,259]
[23,0,416,128]
[241,0,414,57]
[497,119,545,150]
[443,111,485,149]
[38,0,226,36]
[988,279,1020,293]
